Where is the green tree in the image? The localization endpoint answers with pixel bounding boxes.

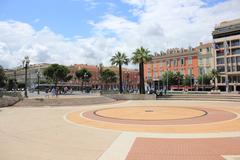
[7,79,14,91]
[64,75,73,82]
[132,47,152,94]
[75,68,92,91]
[174,71,183,90]
[198,74,212,86]
[162,71,175,89]
[100,69,117,90]
[43,64,70,87]
[0,65,6,88]
[110,52,130,93]
[211,69,220,90]
[183,75,191,86]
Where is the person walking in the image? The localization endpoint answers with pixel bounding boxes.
[51,87,56,97]
[45,87,49,98]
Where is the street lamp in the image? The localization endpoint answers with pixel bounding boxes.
[190,74,194,91]
[166,63,170,93]
[37,67,40,95]
[84,72,88,92]
[22,56,30,98]
[201,67,204,91]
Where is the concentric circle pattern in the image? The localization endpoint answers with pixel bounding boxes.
[94,107,206,120]
[66,102,240,133]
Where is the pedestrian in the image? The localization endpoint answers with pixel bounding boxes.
[51,87,56,97]
[45,87,49,98]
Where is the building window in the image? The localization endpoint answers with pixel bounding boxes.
[159,71,163,79]
[232,48,240,55]
[231,57,236,63]
[231,39,240,47]
[217,58,224,65]
[180,57,184,65]
[153,62,157,69]
[174,59,178,67]
[166,59,170,67]
[206,55,210,65]
[237,57,240,63]
[188,68,192,75]
[147,72,151,78]
[217,66,225,73]
[215,42,224,49]
[232,66,236,72]
[199,48,202,52]
[154,72,157,79]
[206,47,210,52]
[159,60,162,67]
[198,55,202,65]
[188,56,192,65]
[147,63,151,69]
[180,69,184,75]
[216,50,224,57]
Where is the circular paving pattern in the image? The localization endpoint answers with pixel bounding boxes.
[83,106,237,125]
[66,103,240,133]
[94,107,206,120]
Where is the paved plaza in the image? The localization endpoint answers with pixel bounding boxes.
[1,96,240,160]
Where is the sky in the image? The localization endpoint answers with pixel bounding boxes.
[0,0,240,68]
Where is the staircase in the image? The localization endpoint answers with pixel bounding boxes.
[157,94,240,102]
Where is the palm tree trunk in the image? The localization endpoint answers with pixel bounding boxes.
[81,80,83,92]
[119,64,123,94]
[139,61,145,94]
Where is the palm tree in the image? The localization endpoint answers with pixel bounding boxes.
[132,47,152,94]
[110,52,130,93]
[211,69,220,90]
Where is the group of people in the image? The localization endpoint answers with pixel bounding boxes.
[45,86,72,98]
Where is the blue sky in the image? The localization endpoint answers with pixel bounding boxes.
[0,0,138,37]
[1,0,239,68]
[0,0,225,38]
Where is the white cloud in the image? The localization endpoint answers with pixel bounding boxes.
[0,21,118,68]
[0,0,240,69]
[93,0,240,50]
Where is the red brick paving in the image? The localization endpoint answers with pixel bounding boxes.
[126,137,240,160]
[83,107,237,125]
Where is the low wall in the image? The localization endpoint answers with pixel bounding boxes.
[0,91,23,107]
[103,94,156,100]
[0,96,21,107]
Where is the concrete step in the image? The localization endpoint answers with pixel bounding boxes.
[14,96,116,107]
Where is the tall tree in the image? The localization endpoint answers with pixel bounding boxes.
[43,64,70,87]
[183,75,191,87]
[174,71,183,90]
[0,65,6,88]
[132,47,152,94]
[162,71,175,89]
[211,69,220,90]
[100,69,117,90]
[75,68,92,91]
[110,52,130,93]
[197,74,212,85]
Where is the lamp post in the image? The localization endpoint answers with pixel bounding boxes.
[22,56,30,98]
[201,68,204,91]
[190,74,194,91]
[37,68,40,95]
[166,63,170,93]
[84,72,88,92]
[14,70,17,92]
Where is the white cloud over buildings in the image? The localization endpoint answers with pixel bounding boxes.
[0,0,240,68]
